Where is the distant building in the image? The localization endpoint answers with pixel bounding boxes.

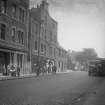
[56,46,68,72]
[66,50,75,70]
[0,0,30,75]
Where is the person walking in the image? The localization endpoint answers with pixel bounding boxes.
[53,65,57,74]
[17,66,20,77]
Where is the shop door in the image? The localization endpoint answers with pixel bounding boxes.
[5,52,10,68]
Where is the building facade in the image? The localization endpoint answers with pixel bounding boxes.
[0,0,30,76]
[29,0,68,73]
[29,0,58,73]
[56,46,68,72]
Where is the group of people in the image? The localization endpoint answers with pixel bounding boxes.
[35,61,57,76]
[2,64,20,77]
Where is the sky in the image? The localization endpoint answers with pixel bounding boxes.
[30,0,105,58]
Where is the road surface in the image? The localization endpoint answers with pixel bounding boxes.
[0,71,104,105]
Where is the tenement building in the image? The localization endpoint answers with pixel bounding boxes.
[29,0,58,73]
[29,0,68,73]
[0,0,30,76]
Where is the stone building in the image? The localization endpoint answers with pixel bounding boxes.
[28,13,40,73]
[0,0,30,76]
[29,0,59,72]
[29,0,69,73]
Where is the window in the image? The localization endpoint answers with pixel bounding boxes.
[45,29,46,39]
[22,9,25,22]
[11,27,15,42]
[59,49,61,57]
[41,43,44,52]
[0,23,6,40]
[12,5,16,18]
[35,24,38,35]
[21,32,24,44]
[50,31,52,41]
[50,47,52,56]
[19,8,25,23]
[44,45,46,55]
[0,0,7,14]
[19,8,22,21]
[17,30,24,44]
[35,41,37,51]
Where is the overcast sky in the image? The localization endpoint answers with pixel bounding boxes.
[30,0,105,58]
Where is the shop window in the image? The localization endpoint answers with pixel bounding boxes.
[0,0,7,14]
[0,23,6,40]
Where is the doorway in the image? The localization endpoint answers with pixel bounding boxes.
[0,51,10,75]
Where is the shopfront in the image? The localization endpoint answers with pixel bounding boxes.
[0,51,10,75]
[0,48,24,76]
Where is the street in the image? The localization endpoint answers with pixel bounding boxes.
[0,71,105,105]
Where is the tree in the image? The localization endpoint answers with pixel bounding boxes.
[74,48,98,68]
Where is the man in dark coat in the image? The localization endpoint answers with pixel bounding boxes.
[17,66,20,77]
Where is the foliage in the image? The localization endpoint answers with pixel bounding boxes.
[74,48,98,65]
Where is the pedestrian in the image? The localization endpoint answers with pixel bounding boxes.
[7,64,10,75]
[36,64,40,76]
[17,66,20,77]
[54,66,57,74]
[2,64,6,75]
[48,66,51,73]
[10,65,14,76]
[52,65,56,74]
[52,65,54,74]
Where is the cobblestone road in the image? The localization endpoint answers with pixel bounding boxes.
[0,71,104,105]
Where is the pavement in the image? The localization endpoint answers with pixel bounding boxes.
[0,73,37,81]
[0,71,71,81]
